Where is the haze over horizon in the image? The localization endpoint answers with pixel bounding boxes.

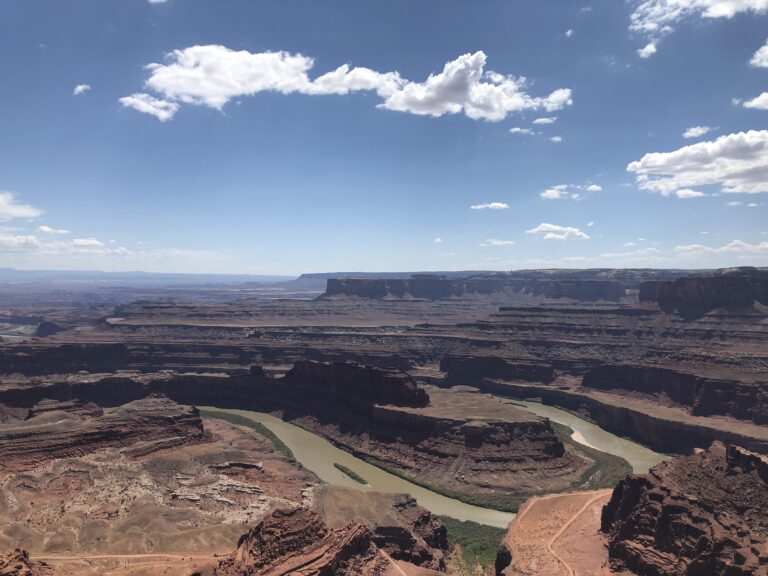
[1,0,768,275]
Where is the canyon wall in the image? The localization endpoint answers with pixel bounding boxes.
[583,364,768,424]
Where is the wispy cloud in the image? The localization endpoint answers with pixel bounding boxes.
[470,202,509,210]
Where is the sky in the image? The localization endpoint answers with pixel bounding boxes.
[0,0,767,275]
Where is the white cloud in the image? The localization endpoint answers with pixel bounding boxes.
[549,135,563,143]
[71,238,105,248]
[525,223,590,240]
[627,130,768,196]
[470,202,509,210]
[748,202,760,207]
[73,84,91,96]
[480,238,515,246]
[434,237,443,243]
[532,116,557,125]
[751,38,768,67]
[509,127,535,135]
[37,225,70,235]
[674,239,768,256]
[726,200,743,206]
[743,92,768,110]
[638,42,658,59]
[565,29,575,38]
[0,192,43,221]
[540,183,602,200]
[682,125,712,138]
[123,46,573,122]
[0,235,40,250]
[675,188,707,198]
[587,221,595,227]
[148,0,168,3]
[630,1,768,54]
[119,93,179,121]
[623,242,638,247]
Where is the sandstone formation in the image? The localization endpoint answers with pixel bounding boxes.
[202,507,390,576]
[583,363,767,424]
[601,442,768,576]
[0,395,204,472]
[0,549,52,576]
[33,322,63,338]
[314,486,448,571]
[640,266,768,318]
[322,273,629,302]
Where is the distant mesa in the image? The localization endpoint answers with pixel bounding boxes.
[34,321,64,337]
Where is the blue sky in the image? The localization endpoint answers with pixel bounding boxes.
[0,0,767,274]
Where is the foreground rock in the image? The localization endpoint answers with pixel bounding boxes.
[0,549,52,576]
[601,442,768,575]
[201,508,393,576]
[314,486,448,571]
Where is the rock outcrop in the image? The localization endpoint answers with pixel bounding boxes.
[601,442,768,576]
[0,549,52,575]
[314,486,448,571]
[33,321,63,338]
[203,508,389,576]
[0,395,204,472]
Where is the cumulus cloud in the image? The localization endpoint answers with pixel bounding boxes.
[119,93,179,121]
[37,225,70,235]
[480,238,515,246]
[586,184,603,192]
[751,38,768,67]
[630,0,768,54]
[470,202,509,210]
[533,116,557,124]
[509,127,535,135]
[627,130,768,196]
[73,84,91,96]
[638,42,658,58]
[525,223,590,240]
[682,125,712,138]
[434,237,443,243]
[0,192,43,221]
[565,29,575,38]
[743,92,768,110]
[122,46,573,122]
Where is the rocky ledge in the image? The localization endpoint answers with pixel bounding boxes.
[0,549,52,576]
[601,441,768,575]
[200,507,391,576]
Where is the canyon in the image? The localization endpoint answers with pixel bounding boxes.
[0,267,766,575]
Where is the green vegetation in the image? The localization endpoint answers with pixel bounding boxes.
[333,462,368,484]
[440,516,506,572]
[551,421,632,489]
[199,408,294,459]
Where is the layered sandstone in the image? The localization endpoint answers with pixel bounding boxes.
[203,508,389,576]
[314,486,448,571]
[0,395,204,472]
[601,442,768,575]
[583,363,768,424]
[640,267,768,317]
[0,549,52,576]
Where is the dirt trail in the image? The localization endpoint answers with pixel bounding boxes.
[546,492,609,576]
